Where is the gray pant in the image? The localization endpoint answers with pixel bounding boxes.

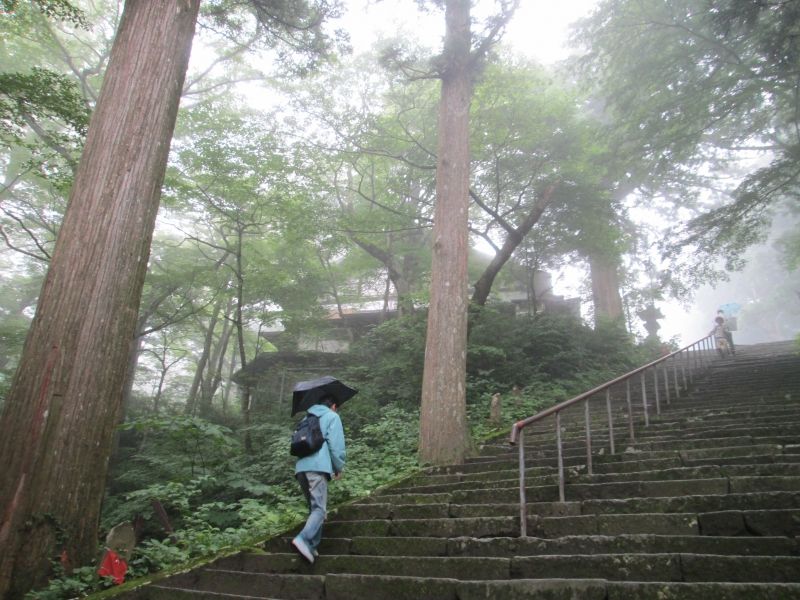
[296,471,328,551]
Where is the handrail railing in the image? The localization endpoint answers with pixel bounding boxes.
[508,334,717,536]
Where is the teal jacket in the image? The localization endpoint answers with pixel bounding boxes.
[294,404,346,476]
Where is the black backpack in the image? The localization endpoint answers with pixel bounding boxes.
[290,413,325,458]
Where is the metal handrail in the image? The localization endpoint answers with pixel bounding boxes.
[508,334,718,536]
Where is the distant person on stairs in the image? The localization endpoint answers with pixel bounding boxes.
[292,395,346,564]
[715,309,736,355]
[711,316,732,357]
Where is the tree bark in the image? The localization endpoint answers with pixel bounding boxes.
[418,0,472,466]
[589,253,625,323]
[0,2,200,596]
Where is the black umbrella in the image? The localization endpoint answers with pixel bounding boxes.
[291,376,358,416]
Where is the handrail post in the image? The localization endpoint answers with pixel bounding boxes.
[681,358,688,391]
[626,379,635,442]
[518,427,527,537]
[673,358,681,399]
[585,399,593,476]
[556,411,565,503]
[641,371,649,427]
[606,388,615,455]
[663,365,670,404]
[654,367,661,415]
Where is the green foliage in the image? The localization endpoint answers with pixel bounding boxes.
[199,0,347,76]
[329,405,420,503]
[1,0,86,26]
[346,312,428,408]
[468,308,635,386]
[0,67,89,142]
[25,566,109,600]
[116,417,239,484]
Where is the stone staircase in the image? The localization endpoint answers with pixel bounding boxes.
[128,341,800,599]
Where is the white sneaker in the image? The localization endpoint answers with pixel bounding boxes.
[291,536,315,564]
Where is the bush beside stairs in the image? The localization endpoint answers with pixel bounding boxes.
[127,341,800,599]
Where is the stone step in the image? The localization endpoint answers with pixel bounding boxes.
[134,574,800,600]
[443,446,797,480]
[524,421,800,449]
[449,534,800,558]
[497,419,800,453]
[208,552,800,583]
[510,553,800,582]
[143,571,325,599]
[465,440,792,467]
[267,532,799,558]
[323,508,800,539]
[426,449,800,481]
[341,492,800,522]
[140,573,800,600]
[381,474,800,505]
[431,474,797,505]
[391,464,800,496]
[135,589,279,600]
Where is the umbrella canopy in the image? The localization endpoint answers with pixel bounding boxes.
[291,375,358,416]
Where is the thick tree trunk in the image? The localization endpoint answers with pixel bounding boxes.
[0,2,200,597]
[418,0,472,466]
[589,253,625,323]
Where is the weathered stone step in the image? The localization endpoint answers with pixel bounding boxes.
[342,492,800,522]
[605,581,800,600]
[143,571,324,599]
[579,491,800,516]
[134,575,800,600]
[209,551,800,584]
[324,516,518,538]
[536,509,800,538]
[471,434,792,460]
[427,449,800,483]
[324,508,800,539]
[449,534,800,558]
[452,443,789,474]
[477,474,795,504]
[479,433,800,463]
[135,588,275,600]
[510,553,800,582]
[390,464,800,502]
[139,574,800,600]
[269,532,799,558]
[393,464,800,495]
[499,419,800,453]
[217,553,512,580]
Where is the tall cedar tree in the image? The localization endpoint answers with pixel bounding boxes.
[418,0,518,466]
[0,2,201,596]
[418,0,472,466]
